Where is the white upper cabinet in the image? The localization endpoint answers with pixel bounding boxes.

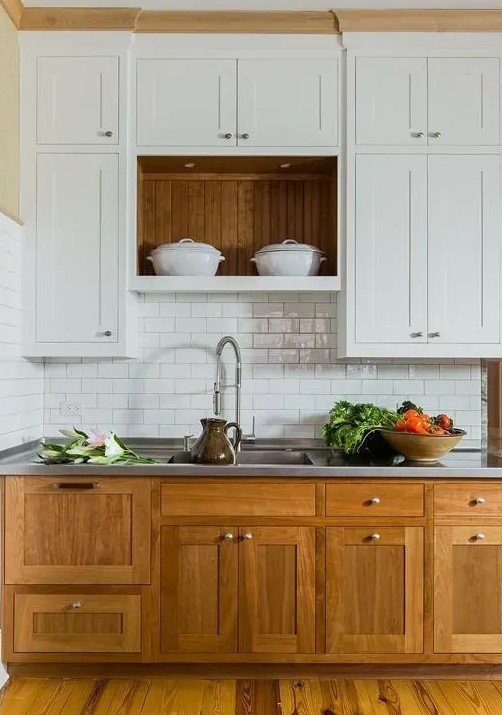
[354,154,428,343]
[237,59,338,147]
[136,59,237,147]
[34,153,119,345]
[37,57,119,145]
[354,56,500,146]
[355,58,427,146]
[427,155,500,344]
[428,58,500,146]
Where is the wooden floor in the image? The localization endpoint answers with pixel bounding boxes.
[3,679,502,714]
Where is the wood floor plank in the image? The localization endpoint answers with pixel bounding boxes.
[0,679,63,715]
[39,680,98,715]
[200,679,236,715]
[236,680,281,715]
[279,680,326,714]
[85,679,151,715]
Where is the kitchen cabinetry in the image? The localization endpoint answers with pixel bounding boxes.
[355,56,499,146]
[136,58,338,149]
[37,56,119,145]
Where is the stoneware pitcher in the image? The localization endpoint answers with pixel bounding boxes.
[191,417,242,465]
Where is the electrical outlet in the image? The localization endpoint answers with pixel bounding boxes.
[60,402,82,416]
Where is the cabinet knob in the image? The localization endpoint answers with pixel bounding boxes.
[96,330,112,337]
[411,131,425,138]
[240,133,250,140]
[428,331,440,338]
[429,131,442,139]
[369,533,381,541]
[104,130,113,137]
[369,497,381,505]
[223,132,233,139]
[474,533,486,541]
[223,533,234,541]
[71,601,83,609]
[242,532,253,540]
[410,332,423,338]
[473,497,486,505]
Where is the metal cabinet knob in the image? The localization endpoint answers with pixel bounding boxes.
[71,601,82,609]
[96,330,112,337]
[369,533,381,541]
[223,533,234,541]
[223,132,233,139]
[240,133,250,140]
[242,533,253,540]
[429,331,440,338]
[473,497,486,505]
[410,332,423,338]
[104,130,113,137]
[411,131,425,138]
[474,533,486,541]
[429,131,442,139]
[369,497,381,505]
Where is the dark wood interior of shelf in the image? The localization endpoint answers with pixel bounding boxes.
[137,156,338,277]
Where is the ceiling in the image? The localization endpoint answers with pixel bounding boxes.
[21,0,502,9]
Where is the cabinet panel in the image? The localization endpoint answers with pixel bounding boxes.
[5,477,151,585]
[326,527,423,654]
[238,59,338,147]
[428,58,500,146]
[13,593,141,653]
[427,155,500,344]
[35,153,119,344]
[326,484,424,517]
[136,59,236,147]
[355,57,427,146]
[354,154,428,343]
[239,527,315,654]
[435,484,502,518]
[37,57,118,145]
[435,526,502,652]
[160,526,238,653]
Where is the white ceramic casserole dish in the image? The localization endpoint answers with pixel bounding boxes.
[251,239,326,277]
[148,238,224,276]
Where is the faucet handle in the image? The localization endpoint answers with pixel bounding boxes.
[183,434,194,452]
[242,415,256,445]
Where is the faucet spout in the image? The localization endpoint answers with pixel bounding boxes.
[213,336,242,450]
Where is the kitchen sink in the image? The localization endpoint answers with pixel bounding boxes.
[168,449,314,466]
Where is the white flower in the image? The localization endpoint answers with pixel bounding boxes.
[87,429,107,448]
[104,432,125,458]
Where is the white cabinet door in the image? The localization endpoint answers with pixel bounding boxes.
[428,58,500,146]
[427,155,500,344]
[354,155,428,344]
[136,59,237,147]
[37,57,118,145]
[354,57,427,146]
[35,154,119,344]
[237,59,338,147]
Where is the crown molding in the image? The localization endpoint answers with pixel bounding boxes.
[135,10,337,33]
[19,6,140,29]
[1,0,23,28]
[336,9,502,33]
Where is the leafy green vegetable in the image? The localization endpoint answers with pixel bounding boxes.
[322,401,399,455]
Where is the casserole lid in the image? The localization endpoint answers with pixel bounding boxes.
[151,238,221,255]
[254,239,325,256]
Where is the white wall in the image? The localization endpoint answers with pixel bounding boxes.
[0,213,44,450]
[43,291,482,448]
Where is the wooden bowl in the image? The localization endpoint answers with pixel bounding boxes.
[379,429,466,463]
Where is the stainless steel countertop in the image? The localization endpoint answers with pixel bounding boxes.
[1,439,502,478]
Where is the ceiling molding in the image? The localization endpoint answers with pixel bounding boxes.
[134,10,338,33]
[335,9,502,33]
[20,6,140,29]
[1,0,23,28]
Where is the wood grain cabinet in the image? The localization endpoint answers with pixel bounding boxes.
[326,527,424,654]
[160,525,315,655]
[4,477,151,585]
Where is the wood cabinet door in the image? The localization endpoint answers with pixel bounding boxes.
[35,153,119,344]
[326,527,423,654]
[428,58,499,146]
[435,526,502,653]
[160,526,238,653]
[427,155,500,345]
[5,477,151,585]
[238,526,315,654]
[354,154,428,344]
[136,59,237,147]
[354,57,427,146]
[238,59,338,147]
[37,56,119,145]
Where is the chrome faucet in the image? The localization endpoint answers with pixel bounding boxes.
[213,335,242,450]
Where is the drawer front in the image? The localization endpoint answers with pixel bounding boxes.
[13,593,141,653]
[435,485,502,517]
[161,483,316,517]
[326,484,424,517]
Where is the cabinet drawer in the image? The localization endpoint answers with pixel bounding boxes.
[13,593,141,653]
[326,484,424,517]
[161,483,316,517]
[435,485,502,517]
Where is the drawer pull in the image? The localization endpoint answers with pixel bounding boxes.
[472,497,486,505]
[71,601,83,609]
[369,533,381,541]
[53,482,100,490]
[223,533,234,541]
[473,533,486,541]
[242,533,253,541]
[368,497,381,505]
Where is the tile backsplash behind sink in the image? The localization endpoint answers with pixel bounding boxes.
[43,292,482,447]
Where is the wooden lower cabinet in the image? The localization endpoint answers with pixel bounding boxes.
[435,525,502,653]
[326,526,424,654]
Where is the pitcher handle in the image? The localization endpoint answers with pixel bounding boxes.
[225,422,242,450]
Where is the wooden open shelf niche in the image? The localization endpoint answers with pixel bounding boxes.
[136,156,338,283]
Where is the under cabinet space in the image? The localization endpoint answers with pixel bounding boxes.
[135,155,338,291]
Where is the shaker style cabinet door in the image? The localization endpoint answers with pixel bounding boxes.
[326,527,424,654]
[354,57,427,146]
[37,56,119,145]
[427,155,500,344]
[354,154,428,344]
[35,153,119,344]
[237,59,338,147]
[435,526,502,653]
[136,59,237,147]
[428,58,500,146]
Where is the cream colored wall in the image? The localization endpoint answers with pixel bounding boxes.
[0,6,19,221]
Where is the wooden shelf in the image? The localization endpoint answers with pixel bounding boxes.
[129,275,340,294]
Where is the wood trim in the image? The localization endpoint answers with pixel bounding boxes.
[0,0,23,29]
[335,9,502,33]
[19,6,140,30]
[135,10,337,34]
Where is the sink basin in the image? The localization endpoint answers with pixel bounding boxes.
[168,450,313,466]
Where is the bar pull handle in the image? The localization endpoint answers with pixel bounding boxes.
[53,482,100,490]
